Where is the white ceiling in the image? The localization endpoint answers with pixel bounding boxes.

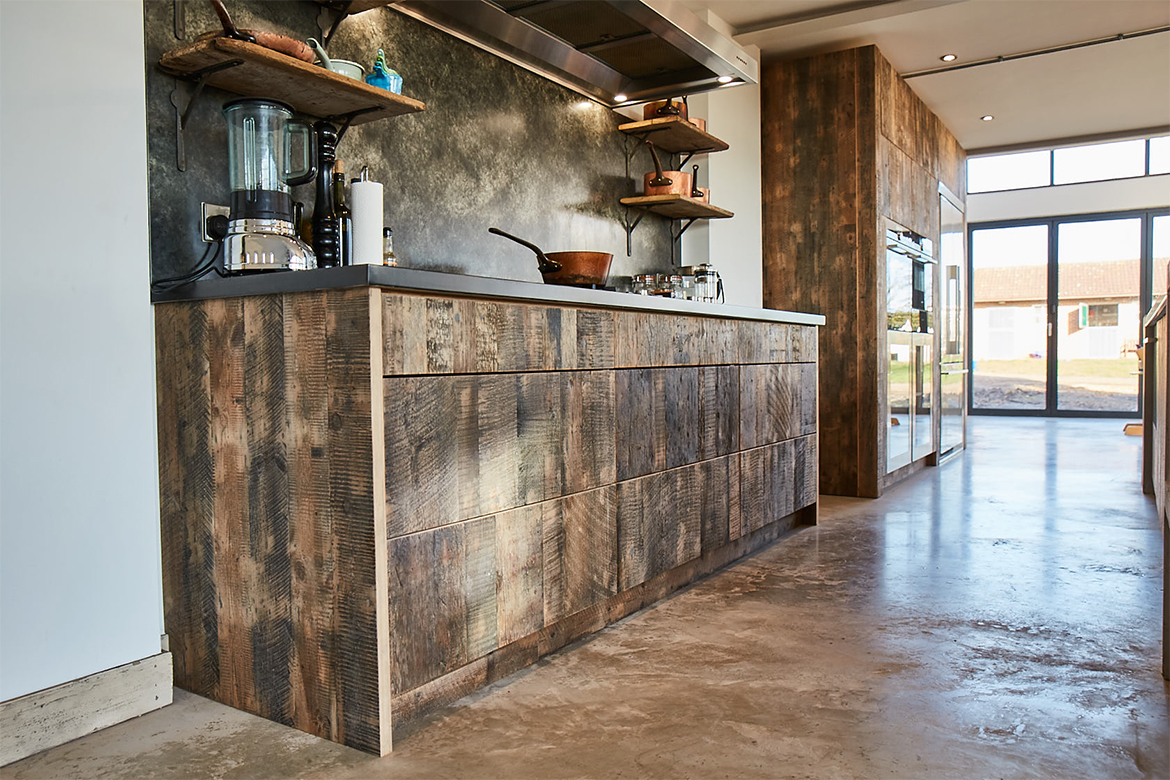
[686,0,1170,150]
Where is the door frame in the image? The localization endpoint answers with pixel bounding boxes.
[967,207,1169,418]
[936,185,967,461]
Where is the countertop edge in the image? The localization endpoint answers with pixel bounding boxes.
[151,266,827,326]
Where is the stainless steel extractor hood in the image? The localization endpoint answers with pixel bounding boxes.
[391,0,759,107]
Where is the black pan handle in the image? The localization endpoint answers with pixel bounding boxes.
[655,97,683,117]
[209,0,256,42]
[488,227,561,274]
[645,142,672,187]
[690,164,702,198]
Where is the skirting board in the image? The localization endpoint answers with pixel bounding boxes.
[0,652,173,766]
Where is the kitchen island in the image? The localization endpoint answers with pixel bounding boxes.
[1140,289,1169,681]
[153,267,824,754]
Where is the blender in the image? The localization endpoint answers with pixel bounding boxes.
[222,99,317,272]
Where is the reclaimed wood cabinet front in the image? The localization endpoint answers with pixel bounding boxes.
[155,286,819,755]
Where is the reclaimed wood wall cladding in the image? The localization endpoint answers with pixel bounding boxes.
[762,44,964,499]
[761,46,878,499]
[155,289,391,756]
[158,285,819,754]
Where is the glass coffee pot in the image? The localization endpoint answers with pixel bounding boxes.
[694,263,725,303]
[222,99,317,272]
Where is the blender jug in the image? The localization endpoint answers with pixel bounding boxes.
[222,99,317,272]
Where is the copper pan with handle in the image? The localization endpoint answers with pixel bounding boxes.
[489,228,613,287]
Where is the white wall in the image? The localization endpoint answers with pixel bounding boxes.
[682,39,765,308]
[706,76,763,308]
[0,1,164,701]
[968,173,1170,223]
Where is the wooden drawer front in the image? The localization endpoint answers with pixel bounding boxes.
[384,291,816,374]
[616,455,740,591]
[614,366,739,483]
[389,486,617,695]
[382,293,615,375]
[738,321,818,365]
[740,435,818,536]
[613,311,738,368]
[739,363,817,451]
[384,371,616,536]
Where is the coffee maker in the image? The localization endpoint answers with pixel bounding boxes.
[221,99,317,272]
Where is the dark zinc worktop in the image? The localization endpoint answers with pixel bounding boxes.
[151,265,825,327]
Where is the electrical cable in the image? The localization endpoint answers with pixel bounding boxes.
[152,242,221,292]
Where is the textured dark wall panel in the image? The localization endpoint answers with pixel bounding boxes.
[144,0,673,283]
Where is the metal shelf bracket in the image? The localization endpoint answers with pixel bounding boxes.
[330,106,383,144]
[316,2,355,50]
[673,217,698,241]
[622,207,646,257]
[670,217,698,265]
[169,59,243,171]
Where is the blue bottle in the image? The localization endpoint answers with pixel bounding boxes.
[365,49,403,95]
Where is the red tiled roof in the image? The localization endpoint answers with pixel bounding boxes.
[973,257,1170,304]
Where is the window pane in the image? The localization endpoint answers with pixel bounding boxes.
[968,150,1051,193]
[1055,218,1141,413]
[1053,139,1145,184]
[971,225,1049,409]
[1150,136,1170,175]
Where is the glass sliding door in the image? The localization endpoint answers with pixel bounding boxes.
[968,209,1166,417]
[970,224,1050,410]
[1056,218,1142,413]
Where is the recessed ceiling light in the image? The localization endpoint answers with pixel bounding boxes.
[614,93,628,102]
[940,53,957,62]
[717,75,734,84]
[981,114,994,121]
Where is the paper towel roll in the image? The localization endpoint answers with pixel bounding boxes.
[350,179,384,265]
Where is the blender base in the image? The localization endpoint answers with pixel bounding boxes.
[224,218,316,273]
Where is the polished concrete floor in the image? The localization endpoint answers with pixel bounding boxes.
[4,417,1167,779]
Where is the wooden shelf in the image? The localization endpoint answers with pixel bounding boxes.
[620,194,734,220]
[158,37,425,124]
[617,116,729,154]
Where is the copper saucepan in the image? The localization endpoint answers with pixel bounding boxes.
[644,141,692,197]
[489,228,613,287]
